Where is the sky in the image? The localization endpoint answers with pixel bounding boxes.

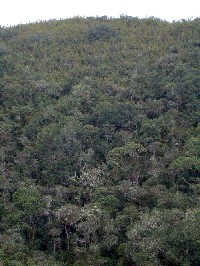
[1,0,200,27]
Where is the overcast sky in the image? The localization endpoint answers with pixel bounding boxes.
[1,0,200,27]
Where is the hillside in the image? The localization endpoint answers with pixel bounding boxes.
[0,16,200,265]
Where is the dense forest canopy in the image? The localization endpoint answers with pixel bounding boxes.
[0,16,200,265]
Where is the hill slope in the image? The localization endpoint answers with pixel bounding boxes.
[0,16,200,265]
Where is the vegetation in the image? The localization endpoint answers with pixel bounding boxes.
[0,16,200,265]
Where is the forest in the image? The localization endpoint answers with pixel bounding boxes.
[0,16,200,265]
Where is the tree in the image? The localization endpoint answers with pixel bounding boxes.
[107,141,147,184]
[127,208,200,265]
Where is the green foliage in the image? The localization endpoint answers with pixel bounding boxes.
[13,185,44,215]
[127,208,200,265]
[1,16,200,265]
[88,24,118,42]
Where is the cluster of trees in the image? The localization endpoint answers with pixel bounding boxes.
[0,16,200,265]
